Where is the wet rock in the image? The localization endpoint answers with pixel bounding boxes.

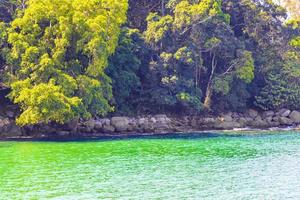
[111,117,131,132]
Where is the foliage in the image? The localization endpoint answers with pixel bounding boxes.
[142,0,254,112]
[5,0,127,125]
[0,0,300,126]
[106,28,147,115]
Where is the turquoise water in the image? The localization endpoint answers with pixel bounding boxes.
[1,131,300,199]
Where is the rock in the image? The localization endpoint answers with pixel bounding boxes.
[66,119,78,132]
[272,116,280,123]
[154,114,168,119]
[268,121,280,127]
[289,111,300,124]
[215,121,241,130]
[201,118,216,124]
[221,113,233,122]
[138,118,154,132]
[85,119,96,130]
[5,111,15,118]
[102,125,115,133]
[100,118,111,126]
[255,115,263,121]
[150,117,157,123]
[154,117,170,130]
[263,111,275,118]
[5,123,22,137]
[0,118,10,127]
[265,116,273,123]
[278,109,291,117]
[238,117,247,125]
[249,118,269,128]
[57,131,70,137]
[94,121,103,131]
[190,118,198,127]
[111,117,130,132]
[232,112,240,119]
[43,125,56,134]
[248,109,258,119]
[279,117,294,126]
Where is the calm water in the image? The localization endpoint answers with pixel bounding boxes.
[1,131,300,200]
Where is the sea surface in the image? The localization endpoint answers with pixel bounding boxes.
[1,131,300,199]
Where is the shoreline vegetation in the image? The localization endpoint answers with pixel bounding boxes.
[1,108,300,141]
[1,0,300,139]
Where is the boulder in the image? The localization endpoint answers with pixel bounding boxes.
[154,116,170,130]
[255,115,263,121]
[102,125,115,133]
[279,117,294,126]
[278,109,291,117]
[221,113,233,122]
[249,118,269,128]
[263,111,275,118]
[111,117,130,132]
[138,118,154,132]
[214,121,242,130]
[85,119,96,131]
[100,118,111,126]
[66,119,78,132]
[94,121,103,130]
[289,111,300,124]
[238,117,247,125]
[248,109,258,119]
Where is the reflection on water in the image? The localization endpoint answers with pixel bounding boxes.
[1,131,300,199]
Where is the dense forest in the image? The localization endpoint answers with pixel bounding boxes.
[0,0,300,126]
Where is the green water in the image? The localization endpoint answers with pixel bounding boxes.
[1,132,300,199]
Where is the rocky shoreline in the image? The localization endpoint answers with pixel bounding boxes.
[1,108,300,140]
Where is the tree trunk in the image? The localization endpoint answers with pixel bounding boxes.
[204,53,217,110]
[161,0,165,16]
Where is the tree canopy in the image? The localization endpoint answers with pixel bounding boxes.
[0,0,300,126]
[2,0,127,125]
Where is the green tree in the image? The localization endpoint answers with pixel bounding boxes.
[5,0,128,125]
[106,28,147,115]
[143,0,254,112]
